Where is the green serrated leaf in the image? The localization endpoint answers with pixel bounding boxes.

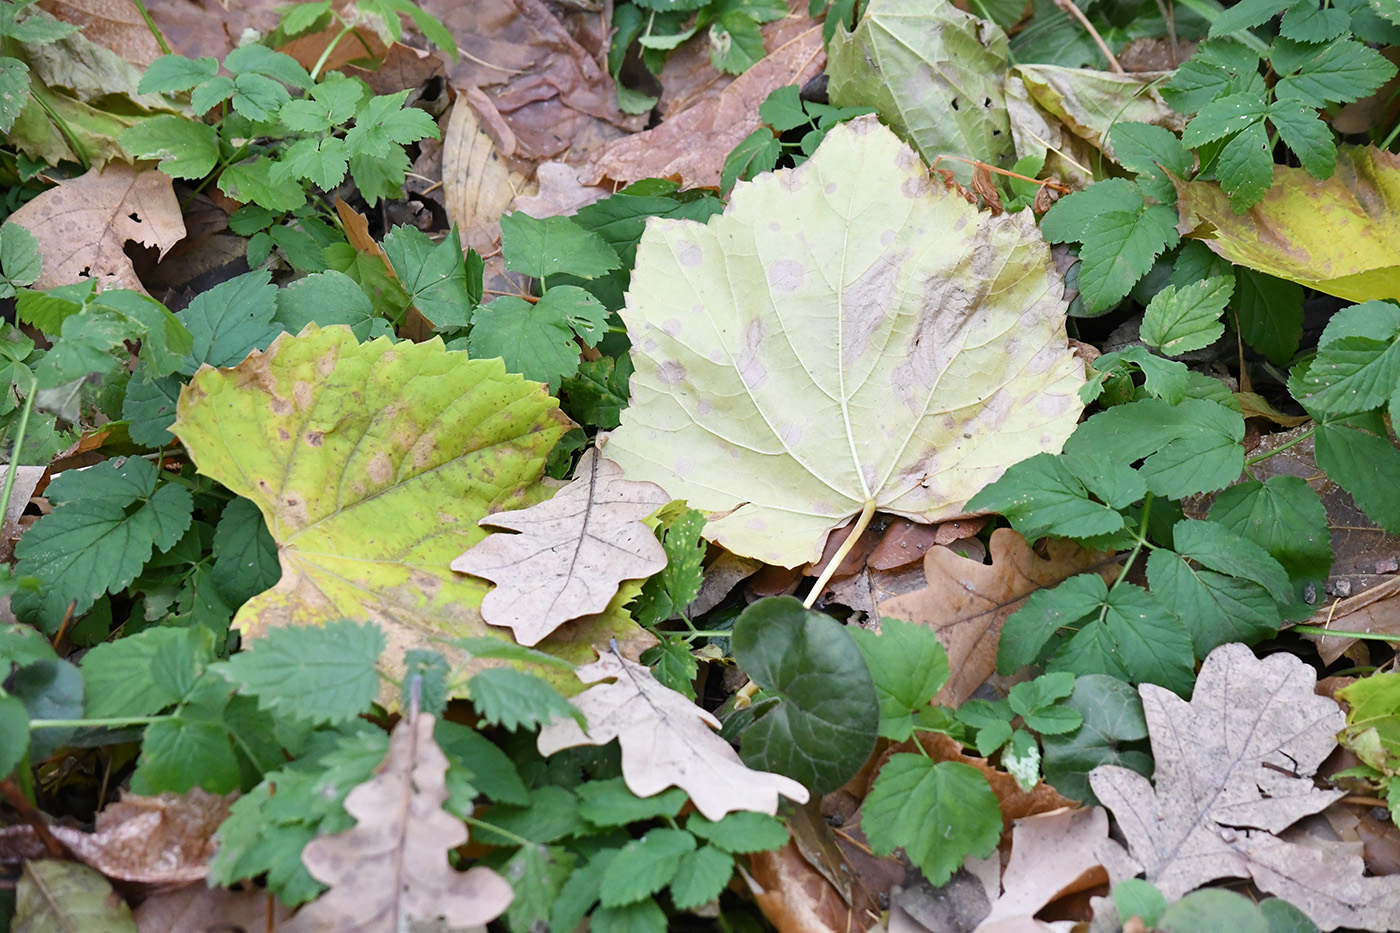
[1171,518,1293,603]
[216,619,385,724]
[600,828,696,906]
[500,212,623,282]
[81,625,212,718]
[122,116,219,179]
[1182,93,1269,147]
[230,72,291,122]
[383,224,475,330]
[0,693,29,779]
[1140,276,1233,355]
[211,496,280,606]
[1050,583,1196,694]
[686,810,789,854]
[467,295,581,391]
[502,844,576,933]
[1214,121,1275,210]
[274,269,387,342]
[178,270,285,374]
[219,157,308,212]
[850,616,950,741]
[13,458,193,628]
[1146,549,1280,655]
[1315,422,1400,533]
[139,53,219,94]
[1274,37,1398,107]
[721,128,782,194]
[1064,398,1245,499]
[1076,202,1181,313]
[669,845,734,910]
[135,714,242,793]
[966,451,1129,542]
[732,596,879,794]
[633,507,706,628]
[469,667,583,732]
[224,44,311,87]
[591,898,668,933]
[759,84,809,131]
[640,637,699,699]
[1209,0,1294,36]
[577,777,687,827]
[862,754,1001,886]
[1208,476,1331,582]
[0,222,40,298]
[999,573,1109,673]
[272,136,348,191]
[1267,101,1337,179]
[122,368,183,447]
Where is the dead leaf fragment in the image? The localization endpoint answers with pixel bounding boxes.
[38,0,162,67]
[974,807,1109,932]
[134,883,292,933]
[880,529,1120,706]
[583,23,825,189]
[6,162,186,294]
[1089,643,1400,930]
[289,712,513,933]
[537,648,810,819]
[451,453,669,646]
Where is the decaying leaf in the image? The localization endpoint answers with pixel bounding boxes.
[583,22,826,189]
[14,860,138,931]
[606,116,1084,567]
[288,712,514,933]
[1091,642,1400,930]
[171,325,650,694]
[5,162,186,294]
[134,883,293,933]
[827,0,1015,178]
[880,529,1119,706]
[1174,146,1400,303]
[452,452,670,646]
[973,807,1109,933]
[537,649,810,819]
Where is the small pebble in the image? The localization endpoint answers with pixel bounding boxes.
[1377,557,1399,574]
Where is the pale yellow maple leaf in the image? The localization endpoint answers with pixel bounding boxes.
[605,115,1084,569]
[451,452,670,646]
[537,649,810,819]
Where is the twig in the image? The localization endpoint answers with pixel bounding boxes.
[0,778,65,859]
[1051,0,1125,74]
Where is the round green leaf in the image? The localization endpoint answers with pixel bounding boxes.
[732,596,879,793]
[0,693,30,779]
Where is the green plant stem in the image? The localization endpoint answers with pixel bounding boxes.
[1294,625,1400,643]
[679,630,735,639]
[309,24,357,82]
[0,368,36,530]
[29,715,166,729]
[1245,426,1316,466]
[1110,492,1154,591]
[463,815,535,848]
[129,0,172,56]
[1170,0,1269,50]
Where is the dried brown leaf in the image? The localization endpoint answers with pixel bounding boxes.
[134,883,292,933]
[749,840,881,933]
[451,453,669,646]
[1089,643,1400,930]
[974,807,1108,933]
[583,22,825,189]
[537,648,810,819]
[7,163,186,294]
[38,0,162,66]
[880,529,1120,706]
[288,712,513,933]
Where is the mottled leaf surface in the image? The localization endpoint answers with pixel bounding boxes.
[607,117,1083,566]
[172,325,647,694]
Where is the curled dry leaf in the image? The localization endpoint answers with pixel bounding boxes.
[289,712,513,933]
[537,648,811,819]
[451,452,670,646]
[606,117,1084,568]
[973,807,1109,933]
[0,789,231,885]
[880,529,1120,706]
[1091,642,1400,931]
[748,840,880,933]
[5,162,186,294]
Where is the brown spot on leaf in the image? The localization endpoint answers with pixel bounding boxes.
[305,431,324,447]
[368,452,393,485]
